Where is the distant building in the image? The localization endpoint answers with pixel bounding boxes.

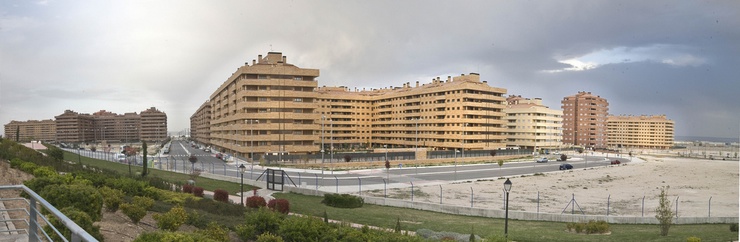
[195,51,509,159]
[3,119,56,142]
[561,91,609,149]
[190,101,212,146]
[53,107,167,143]
[607,115,674,150]
[505,96,563,151]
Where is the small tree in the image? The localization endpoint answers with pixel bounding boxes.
[497,160,504,170]
[560,154,568,161]
[394,217,402,233]
[344,155,352,162]
[655,186,674,236]
[490,151,496,157]
[141,140,148,177]
[189,154,198,173]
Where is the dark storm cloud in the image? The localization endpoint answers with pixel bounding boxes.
[0,0,738,138]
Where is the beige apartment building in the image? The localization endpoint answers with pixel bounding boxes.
[316,74,508,152]
[53,108,167,143]
[561,91,609,149]
[190,101,212,146]
[505,96,563,151]
[3,119,56,142]
[607,115,674,149]
[198,51,510,159]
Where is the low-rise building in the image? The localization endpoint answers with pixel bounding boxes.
[607,115,674,150]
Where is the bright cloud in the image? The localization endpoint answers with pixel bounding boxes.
[545,44,707,73]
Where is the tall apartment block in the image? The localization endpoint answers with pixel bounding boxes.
[197,51,509,159]
[505,96,563,151]
[190,101,212,146]
[53,108,167,143]
[3,119,56,142]
[561,91,609,148]
[316,74,508,151]
[607,115,674,149]
[207,52,320,160]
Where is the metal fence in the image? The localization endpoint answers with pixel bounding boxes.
[0,185,98,242]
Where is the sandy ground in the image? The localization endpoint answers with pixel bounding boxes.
[369,155,739,218]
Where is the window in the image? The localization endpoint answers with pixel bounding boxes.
[294,98,303,102]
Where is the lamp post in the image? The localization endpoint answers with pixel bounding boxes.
[504,178,512,238]
[330,119,333,174]
[454,149,459,181]
[384,144,388,161]
[239,164,246,206]
[415,118,419,165]
[250,120,258,179]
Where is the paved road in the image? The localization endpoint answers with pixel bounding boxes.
[69,141,632,193]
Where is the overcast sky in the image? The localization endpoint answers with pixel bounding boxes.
[1,1,738,139]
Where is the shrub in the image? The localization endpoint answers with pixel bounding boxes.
[213,189,229,203]
[256,232,284,242]
[241,207,284,240]
[44,206,103,241]
[133,231,216,242]
[193,186,204,197]
[344,155,352,162]
[132,196,155,210]
[19,162,38,174]
[278,215,328,241]
[183,184,194,194]
[9,158,24,168]
[39,184,103,221]
[247,196,267,208]
[321,193,364,208]
[160,189,194,206]
[153,206,188,231]
[267,199,290,214]
[105,177,148,197]
[731,223,738,232]
[198,222,229,242]
[185,210,209,228]
[120,203,147,224]
[687,236,702,242]
[560,154,568,161]
[183,197,245,216]
[99,186,125,212]
[32,166,57,178]
[585,220,610,234]
[143,186,163,200]
[655,186,674,236]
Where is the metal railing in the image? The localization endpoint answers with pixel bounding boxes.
[0,185,98,242]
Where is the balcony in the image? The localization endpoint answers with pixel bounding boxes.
[0,185,97,241]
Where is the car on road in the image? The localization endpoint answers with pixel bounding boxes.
[204,148,211,152]
[559,163,573,170]
[215,153,223,160]
[535,157,548,163]
[610,160,621,165]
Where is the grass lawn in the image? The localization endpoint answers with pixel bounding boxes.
[274,192,738,242]
[63,151,259,195]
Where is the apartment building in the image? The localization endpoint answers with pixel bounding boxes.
[190,101,212,146]
[607,115,674,149]
[53,108,167,143]
[198,52,510,158]
[207,52,320,160]
[561,92,609,149]
[3,119,56,142]
[505,96,563,151]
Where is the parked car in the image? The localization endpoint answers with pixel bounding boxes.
[610,160,621,165]
[536,157,548,163]
[215,153,223,160]
[559,164,573,170]
[204,148,211,152]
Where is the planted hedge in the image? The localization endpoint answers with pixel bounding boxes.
[321,193,364,208]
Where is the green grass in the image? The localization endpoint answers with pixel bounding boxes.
[63,151,259,195]
[274,192,738,242]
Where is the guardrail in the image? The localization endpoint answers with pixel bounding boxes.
[0,185,98,242]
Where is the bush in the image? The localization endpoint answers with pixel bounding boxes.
[256,232,284,242]
[267,199,290,214]
[9,158,24,168]
[687,236,702,242]
[731,223,738,232]
[183,184,194,194]
[585,220,610,234]
[183,197,245,216]
[143,186,163,200]
[132,196,155,210]
[153,206,188,231]
[105,177,148,197]
[32,166,58,178]
[39,183,103,221]
[193,187,204,197]
[247,196,267,208]
[213,189,229,203]
[185,210,209,228]
[321,193,364,208]
[44,206,103,241]
[19,162,38,174]
[240,207,284,240]
[278,215,328,241]
[120,203,147,224]
[134,231,218,242]
[99,186,125,212]
[198,222,230,242]
[415,228,481,241]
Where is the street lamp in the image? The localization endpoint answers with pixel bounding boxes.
[250,120,258,179]
[321,116,326,174]
[454,149,460,181]
[504,178,512,238]
[330,119,333,174]
[239,164,246,206]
